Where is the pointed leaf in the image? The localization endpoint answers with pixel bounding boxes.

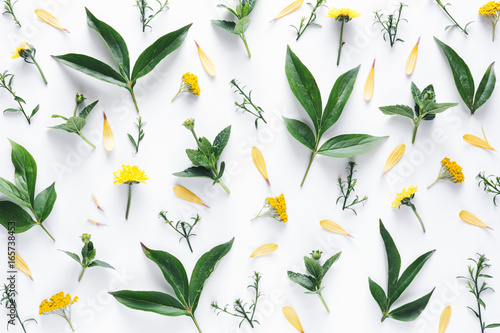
[186,149,211,168]
[387,288,435,321]
[234,17,250,35]
[473,62,496,113]
[317,134,387,158]
[0,177,29,208]
[369,277,387,313]
[423,102,458,115]
[211,20,237,34]
[0,201,36,233]
[88,259,115,269]
[216,4,238,18]
[65,117,86,133]
[78,100,98,119]
[173,166,213,179]
[304,256,323,280]
[283,117,316,150]
[33,182,57,222]
[379,220,401,300]
[110,290,189,317]
[60,250,81,264]
[9,140,37,205]
[287,271,316,291]
[322,251,341,277]
[213,125,231,155]
[379,105,414,119]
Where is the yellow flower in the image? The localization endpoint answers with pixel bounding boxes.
[391,185,418,209]
[479,1,500,40]
[428,157,464,188]
[39,292,78,315]
[326,8,361,21]
[172,73,201,101]
[252,193,288,223]
[113,165,149,185]
[11,42,31,59]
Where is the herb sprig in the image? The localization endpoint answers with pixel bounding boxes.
[158,211,200,253]
[373,2,407,47]
[135,0,169,32]
[1,284,36,332]
[434,0,472,34]
[477,172,500,205]
[128,116,146,154]
[230,79,266,128]
[337,161,367,214]
[0,71,39,124]
[2,0,20,26]
[211,272,262,328]
[292,0,326,40]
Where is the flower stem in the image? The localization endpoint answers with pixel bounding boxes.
[217,179,231,194]
[412,119,421,144]
[336,21,345,66]
[125,183,133,220]
[427,178,441,189]
[240,33,251,58]
[78,132,96,148]
[78,266,87,282]
[409,203,426,233]
[39,223,55,241]
[190,314,203,333]
[318,292,330,313]
[31,57,47,85]
[300,151,317,187]
[63,313,75,332]
[129,87,140,113]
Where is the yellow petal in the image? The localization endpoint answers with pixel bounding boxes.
[270,0,304,22]
[382,144,405,175]
[320,219,352,237]
[405,36,420,75]
[173,185,209,208]
[14,253,33,281]
[364,59,375,101]
[103,112,115,152]
[282,306,304,333]
[35,9,69,33]
[459,210,493,230]
[463,126,495,151]
[91,193,104,212]
[252,146,270,185]
[438,306,451,333]
[88,218,108,226]
[195,41,216,77]
[250,243,278,258]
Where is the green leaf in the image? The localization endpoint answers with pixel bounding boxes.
[85,8,130,79]
[4,108,20,113]
[65,117,87,133]
[0,201,36,233]
[322,251,341,277]
[0,177,29,208]
[287,271,316,292]
[131,24,192,82]
[186,149,211,168]
[369,278,387,313]
[88,259,115,269]
[410,82,422,106]
[422,102,458,115]
[304,256,323,281]
[434,37,475,111]
[317,134,387,158]
[188,238,234,312]
[109,290,189,317]
[379,220,401,301]
[211,20,237,34]
[320,65,360,135]
[473,62,496,113]
[33,182,57,223]
[30,105,40,118]
[379,105,414,119]
[216,4,238,18]
[234,17,250,35]
[60,250,81,264]
[213,126,231,156]
[387,288,435,322]
[285,46,322,131]
[388,250,435,307]
[78,100,99,119]
[9,140,37,206]
[141,243,189,306]
[173,166,213,179]
[52,54,129,88]
[485,323,500,329]
[242,0,258,14]
[283,117,316,151]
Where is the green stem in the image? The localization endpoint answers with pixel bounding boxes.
[125,183,133,220]
[78,266,87,282]
[336,21,345,66]
[190,314,203,333]
[129,87,140,113]
[427,178,441,189]
[39,223,55,241]
[240,33,251,58]
[438,1,468,35]
[171,84,184,102]
[73,104,78,117]
[31,57,47,85]
[300,151,317,187]
[78,132,96,148]
[411,119,421,143]
[318,292,330,313]
[63,313,74,332]
[217,179,231,194]
[409,203,425,233]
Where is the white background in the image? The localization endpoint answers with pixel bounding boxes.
[0,0,499,332]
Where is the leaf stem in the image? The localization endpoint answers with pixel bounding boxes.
[125,183,133,220]
[216,179,231,194]
[190,314,203,333]
[435,0,468,35]
[39,223,55,241]
[300,151,317,187]
[78,266,87,282]
[129,87,140,113]
[409,203,425,233]
[240,33,251,58]
[318,292,330,313]
[336,21,345,66]
[78,132,96,148]
[411,118,421,143]
[31,56,47,85]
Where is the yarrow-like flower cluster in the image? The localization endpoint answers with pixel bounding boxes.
[428,157,464,188]
[479,1,500,40]
[252,193,288,223]
[392,186,426,233]
[172,72,201,101]
[39,292,78,331]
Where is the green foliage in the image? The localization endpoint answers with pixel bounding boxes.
[2,0,20,26]
[128,116,146,154]
[337,161,367,214]
[135,0,169,32]
[1,284,36,332]
[230,79,266,128]
[477,172,500,206]
[373,2,407,47]
[0,71,39,124]
[291,0,326,40]
[158,211,200,253]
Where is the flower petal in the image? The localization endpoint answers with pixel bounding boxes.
[320,219,352,237]
[405,36,420,75]
[252,146,270,185]
[382,144,405,175]
[87,218,108,226]
[250,243,278,258]
[91,193,104,212]
[173,186,209,208]
[195,41,216,77]
[282,306,304,333]
[35,9,69,33]
[363,59,375,101]
[463,126,495,151]
[438,306,451,333]
[14,253,33,281]
[270,0,304,22]
[459,210,493,230]
[103,112,115,152]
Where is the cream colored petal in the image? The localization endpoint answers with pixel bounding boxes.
[459,210,493,230]
[363,59,375,101]
[382,144,405,175]
[320,219,352,237]
[250,243,278,258]
[14,253,33,280]
[282,306,304,333]
[405,37,420,75]
[270,0,304,22]
[463,126,495,151]
[35,9,69,33]
[103,112,115,152]
[173,186,209,208]
[88,218,108,226]
[91,193,104,212]
[252,146,270,185]
[438,306,451,333]
[195,41,216,77]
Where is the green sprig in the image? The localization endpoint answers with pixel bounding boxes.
[0,71,39,124]
[1,285,36,332]
[2,0,20,26]
[373,2,407,47]
[291,0,326,40]
[337,161,367,214]
[135,0,169,32]
[158,211,200,253]
[477,172,500,205]
[434,0,472,34]
[230,79,266,128]
[128,116,146,154]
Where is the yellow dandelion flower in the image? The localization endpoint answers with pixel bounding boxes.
[392,185,425,233]
[39,292,78,331]
[11,42,31,59]
[479,1,500,41]
[326,8,361,21]
[252,193,288,223]
[172,72,201,101]
[428,157,464,188]
[113,165,148,220]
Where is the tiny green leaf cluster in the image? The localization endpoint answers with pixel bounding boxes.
[128,116,146,154]
[158,211,200,253]
[0,71,40,124]
[373,2,407,47]
[230,79,266,128]
[477,172,500,206]
[1,284,36,332]
[337,161,367,214]
[135,0,169,32]
[2,0,20,26]
[291,0,326,41]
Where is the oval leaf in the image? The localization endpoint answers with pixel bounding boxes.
[33,182,57,222]
[317,134,388,158]
[472,62,496,113]
[283,117,316,151]
[110,290,189,317]
[0,201,36,233]
[387,288,435,322]
[9,140,37,205]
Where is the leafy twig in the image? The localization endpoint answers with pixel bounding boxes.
[0,71,39,124]
[291,0,326,40]
[2,0,20,26]
[158,211,200,253]
[128,116,146,154]
[457,254,500,332]
[135,0,169,32]
[477,172,500,206]
[1,284,36,332]
[373,3,407,47]
[337,161,367,214]
[230,79,266,128]
[211,272,262,328]
[434,0,472,35]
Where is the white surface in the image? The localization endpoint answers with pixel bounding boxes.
[0,0,499,332]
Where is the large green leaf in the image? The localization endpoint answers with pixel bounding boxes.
[141,243,189,306]
[369,278,387,313]
[0,177,29,208]
[85,8,130,79]
[213,126,231,156]
[387,288,435,322]
[379,105,414,119]
[304,256,323,281]
[188,238,234,312]
[173,166,213,179]
[0,201,36,233]
[287,271,316,292]
[9,140,37,206]
[132,24,192,82]
[473,62,496,113]
[110,290,189,317]
[317,134,387,158]
[211,20,237,34]
[388,250,435,307]
[285,46,322,131]
[33,182,57,223]
[283,117,316,151]
[379,220,401,301]
[52,54,129,88]
[320,65,360,135]
[434,37,475,111]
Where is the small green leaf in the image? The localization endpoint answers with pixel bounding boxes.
[109,290,189,317]
[234,17,250,35]
[60,250,81,264]
[0,177,30,208]
[242,0,258,14]
[410,82,423,106]
[288,271,317,292]
[422,102,458,115]
[30,105,40,118]
[186,149,211,168]
[387,288,435,322]
[78,100,99,119]
[304,256,323,281]
[322,252,341,277]
[216,4,238,18]
[0,201,36,233]
[317,134,387,158]
[9,140,37,206]
[88,259,115,269]
[173,166,213,179]
[472,62,496,113]
[213,126,231,156]
[379,220,401,301]
[211,20,237,34]
[33,182,57,223]
[485,323,500,328]
[65,117,87,133]
[379,105,414,119]
[4,108,20,113]
[369,277,387,313]
[283,117,316,151]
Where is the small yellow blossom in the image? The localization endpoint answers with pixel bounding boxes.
[172,72,201,101]
[11,42,31,59]
[252,193,288,223]
[428,157,464,188]
[326,8,361,21]
[392,185,418,209]
[39,292,78,331]
[479,1,500,41]
[113,165,149,185]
